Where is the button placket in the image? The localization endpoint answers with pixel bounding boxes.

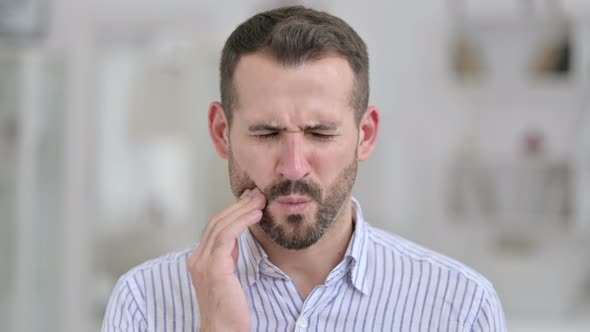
[296,316,308,328]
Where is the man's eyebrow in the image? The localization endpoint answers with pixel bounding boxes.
[248,124,285,132]
[303,123,338,131]
[247,123,339,132]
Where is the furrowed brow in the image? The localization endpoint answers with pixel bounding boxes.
[248,124,285,132]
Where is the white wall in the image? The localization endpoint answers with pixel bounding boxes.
[4,0,590,330]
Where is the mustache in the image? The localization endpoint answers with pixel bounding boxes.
[266,180,321,202]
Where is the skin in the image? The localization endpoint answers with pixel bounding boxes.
[188,51,380,331]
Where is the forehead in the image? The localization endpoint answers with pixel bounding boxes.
[231,52,355,127]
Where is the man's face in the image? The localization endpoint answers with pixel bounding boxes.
[227,52,360,250]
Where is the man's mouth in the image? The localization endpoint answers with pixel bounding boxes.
[275,195,311,213]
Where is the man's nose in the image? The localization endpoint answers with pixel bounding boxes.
[276,133,311,180]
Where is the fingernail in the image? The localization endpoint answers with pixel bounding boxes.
[251,188,261,197]
[240,189,250,199]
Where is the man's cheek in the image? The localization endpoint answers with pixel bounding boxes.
[236,178,258,197]
[229,166,256,197]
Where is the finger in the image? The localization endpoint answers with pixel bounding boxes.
[205,190,266,242]
[212,209,263,252]
[211,189,252,225]
[240,189,251,199]
[206,208,263,257]
[199,189,265,254]
[217,189,265,229]
[232,239,239,266]
[200,189,256,240]
[201,195,265,257]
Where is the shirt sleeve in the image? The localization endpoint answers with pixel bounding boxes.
[101,273,148,332]
[470,286,507,332]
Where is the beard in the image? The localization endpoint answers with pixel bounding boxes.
[228,152,357,250]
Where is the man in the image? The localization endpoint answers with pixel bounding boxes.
[102,6,506,332]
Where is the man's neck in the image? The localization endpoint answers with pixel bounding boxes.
[249,199,356,299]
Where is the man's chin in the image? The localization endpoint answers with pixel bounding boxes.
[267,215,307,230]
[264,223,320,251]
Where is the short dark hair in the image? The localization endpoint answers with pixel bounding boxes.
[220,6,369,125]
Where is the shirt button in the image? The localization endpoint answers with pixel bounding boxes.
[297,317,308,328]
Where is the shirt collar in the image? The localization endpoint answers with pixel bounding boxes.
[236,197,370,295]
[346,197,370,295]
[236,227,267,289]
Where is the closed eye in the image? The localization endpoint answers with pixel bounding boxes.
[251,131,337,141]
[308,132,336,140]
[253,132,279,140]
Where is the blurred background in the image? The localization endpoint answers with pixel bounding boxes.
[1,0,590,331]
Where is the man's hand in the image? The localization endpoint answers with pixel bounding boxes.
[188,188,266,332]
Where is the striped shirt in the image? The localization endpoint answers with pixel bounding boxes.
[102,198,506,331]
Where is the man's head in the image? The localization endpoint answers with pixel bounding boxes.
[209,6,379,250]
[220,6,369,126]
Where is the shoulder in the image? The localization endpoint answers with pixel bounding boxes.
[363,223,506,330]
[366,224,499,302]
[109,246,196,308]
[102,247,198,331]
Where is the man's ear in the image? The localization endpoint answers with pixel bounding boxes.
[357,106,380,161]
[209,101,230,160]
